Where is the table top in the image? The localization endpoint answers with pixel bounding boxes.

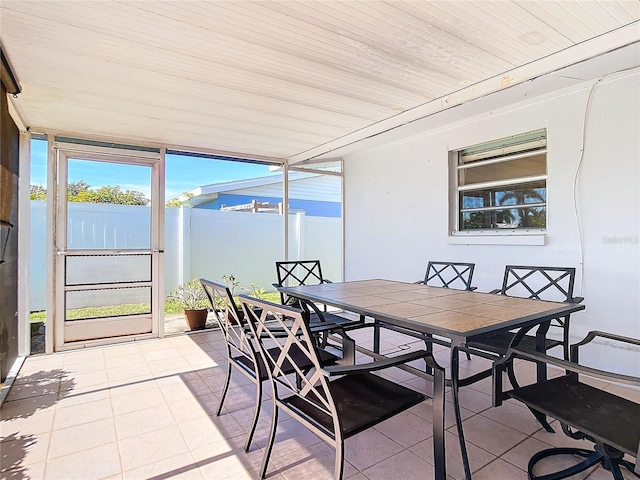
[278,279,585,339]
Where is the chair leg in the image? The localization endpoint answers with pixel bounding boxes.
[506,360,554,433]
[244,378,262,452]
[528,447,602,480]
[216,360,233,416]
[334,437,345,480]
[259,399,279,479]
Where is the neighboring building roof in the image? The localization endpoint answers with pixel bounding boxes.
[175,171,340,207]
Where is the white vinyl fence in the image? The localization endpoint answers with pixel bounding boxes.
[29,201,342,311]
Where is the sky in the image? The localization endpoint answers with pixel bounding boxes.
[30,139,280,200]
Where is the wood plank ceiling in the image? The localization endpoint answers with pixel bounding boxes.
[1,1,638,162]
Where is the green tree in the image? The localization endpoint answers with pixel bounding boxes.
[30,181,150,206]
[165,193,194,207]
[499,188,546,228]
[30,184,47,200]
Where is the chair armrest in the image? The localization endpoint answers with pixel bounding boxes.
[321,349,434,376]
[414,280,426,285]
[569,296,584,304]
[496,343,640,388]
[489,289,502,294]
[322,279,333,284]
[272,282,281,289]
[469,286,478,291]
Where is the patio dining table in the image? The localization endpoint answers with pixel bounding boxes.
[277,279,586,480]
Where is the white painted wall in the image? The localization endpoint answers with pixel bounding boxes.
[343,71,640,374]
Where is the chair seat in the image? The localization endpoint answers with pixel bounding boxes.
[309,312,361,329]
[233,344,338,381]
[283,372,426,439]
[509,375,640,457]
[467,332,563,356]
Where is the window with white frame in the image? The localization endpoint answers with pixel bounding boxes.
[453,130,547,233]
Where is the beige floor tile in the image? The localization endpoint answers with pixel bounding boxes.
[114,404,177,440]
[409,399,474,430]
[362,449,436,480]
[54,384,111,409]
[142,347,183,363]
[452,414,527,456]
[373,409,434,448]
[147,357,193,375]
[0,431,50,471]
[19,356,64,373]
[52,398,113,430]
[252,417,322,461]
[44,442,121,480]
[62,349,105,367]
[102,343,142,359]
[272,441,357,480]
[410,430,496,480]
[63,358,107,375]
[110,386,166,416]
[343,428,404,471]
[0,408,55,437]
[532,421,595,449]
[191,436,264,480]
[48,418,117,459]
[473,458,528,480]
[104,353,148,370]
[3,461,46,480]
[5,377,60,402]
[446,386,493,414]
[168,396,211,424]
[501,436,553,471]
[177,416,233,450]
[71,370,109,390]
[107,364,153,384]
[118,425,190,471]
[181,378,213,398]
[480,399,544,435]
[123,452,202,480]
[108,376,157,398]
[7,327,613,480]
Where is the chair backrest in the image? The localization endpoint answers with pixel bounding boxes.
[275,260,327,305]
[240,295,338,431]
[498,265,578,302]
[424,261,476,290]
[200,279,257,366]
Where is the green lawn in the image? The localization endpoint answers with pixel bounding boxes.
[29,292,282,322]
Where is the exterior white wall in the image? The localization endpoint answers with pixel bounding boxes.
[344,72,639,373]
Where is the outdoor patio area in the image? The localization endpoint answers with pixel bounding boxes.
[2,322,636,480]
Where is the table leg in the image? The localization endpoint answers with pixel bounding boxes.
[451,343,473,480]
[432,365,446,480]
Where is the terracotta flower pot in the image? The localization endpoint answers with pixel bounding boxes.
[184,309,208,331]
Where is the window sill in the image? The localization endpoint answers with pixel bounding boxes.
[448,234,546,246]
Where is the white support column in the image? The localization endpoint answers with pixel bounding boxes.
[283,163,289,261]
[17,132,31,356]
[45,134,56,353]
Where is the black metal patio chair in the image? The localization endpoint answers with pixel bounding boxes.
[240,295,445,480]
[493,331,640,480]
[274,260,367,340]
[467,265,584,361]
[416,260,477,291]
[462,265,585,431]
[200,279,339,452]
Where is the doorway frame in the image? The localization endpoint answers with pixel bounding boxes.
[50,139,165,351]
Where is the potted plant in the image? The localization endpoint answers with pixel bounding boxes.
[168,278,209,331]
